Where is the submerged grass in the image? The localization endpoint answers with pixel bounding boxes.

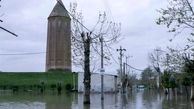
[0,71,78,91]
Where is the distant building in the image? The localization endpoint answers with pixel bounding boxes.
[46,0,71,72]
[78,73,118,93]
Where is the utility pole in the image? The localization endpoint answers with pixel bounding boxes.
[117,46,126,77]
[166,53,170,72]
[125,55,132,75]
[116,46,126,93]
[100,37,105,100]
[125,56,128,75]
[154,49,161,90]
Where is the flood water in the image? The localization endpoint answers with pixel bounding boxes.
[0,90,192,109]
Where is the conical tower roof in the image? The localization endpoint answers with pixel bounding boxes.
[49,0,70,18]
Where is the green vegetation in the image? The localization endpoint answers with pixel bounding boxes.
[0,71,78,92]
[161,71,177,89]
[141,67,157,89]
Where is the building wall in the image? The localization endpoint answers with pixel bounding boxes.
[78,73,118,93]
[46,17,71,72]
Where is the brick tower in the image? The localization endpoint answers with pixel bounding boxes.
[46,0,71,72]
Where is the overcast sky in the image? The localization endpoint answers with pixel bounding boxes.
[0,0,188,75]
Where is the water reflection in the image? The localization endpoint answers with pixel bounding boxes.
[0,90,192,109]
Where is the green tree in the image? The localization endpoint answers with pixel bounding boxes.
[127,73,137,89]
[183,57,194,100]
[161,71,171,89]
[161,70,177,94]
[156,0,194,97]
[180,72,192,96]
[141,67,157,89]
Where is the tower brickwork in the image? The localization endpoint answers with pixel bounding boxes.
[46,1,71,72]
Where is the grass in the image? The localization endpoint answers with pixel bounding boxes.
[0,71,78,92]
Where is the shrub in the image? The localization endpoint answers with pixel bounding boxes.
[65,84,73,91]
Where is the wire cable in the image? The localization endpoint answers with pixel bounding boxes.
[57,0,98,37]
[125,63,144,71]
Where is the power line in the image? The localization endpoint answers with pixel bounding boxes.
[0,26,18,37]
[57,0,97,36]
[56,1,121,68]
[116,46,126,77]
[125,63,144,71]
[106,48,119,65]
[64,0,119,65]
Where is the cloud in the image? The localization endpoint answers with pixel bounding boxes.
[0,0,187,74]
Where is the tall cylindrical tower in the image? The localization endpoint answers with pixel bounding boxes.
[46,0,71,72]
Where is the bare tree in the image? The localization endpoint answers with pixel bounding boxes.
[149,48,163,73]
[127,72,137,90]
[148,47,166,90]
[149,47,186,75]
[70,3,121,104]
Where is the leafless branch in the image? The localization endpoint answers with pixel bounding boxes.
[70,2,121,71]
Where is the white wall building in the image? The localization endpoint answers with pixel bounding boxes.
[78,73,118,93]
